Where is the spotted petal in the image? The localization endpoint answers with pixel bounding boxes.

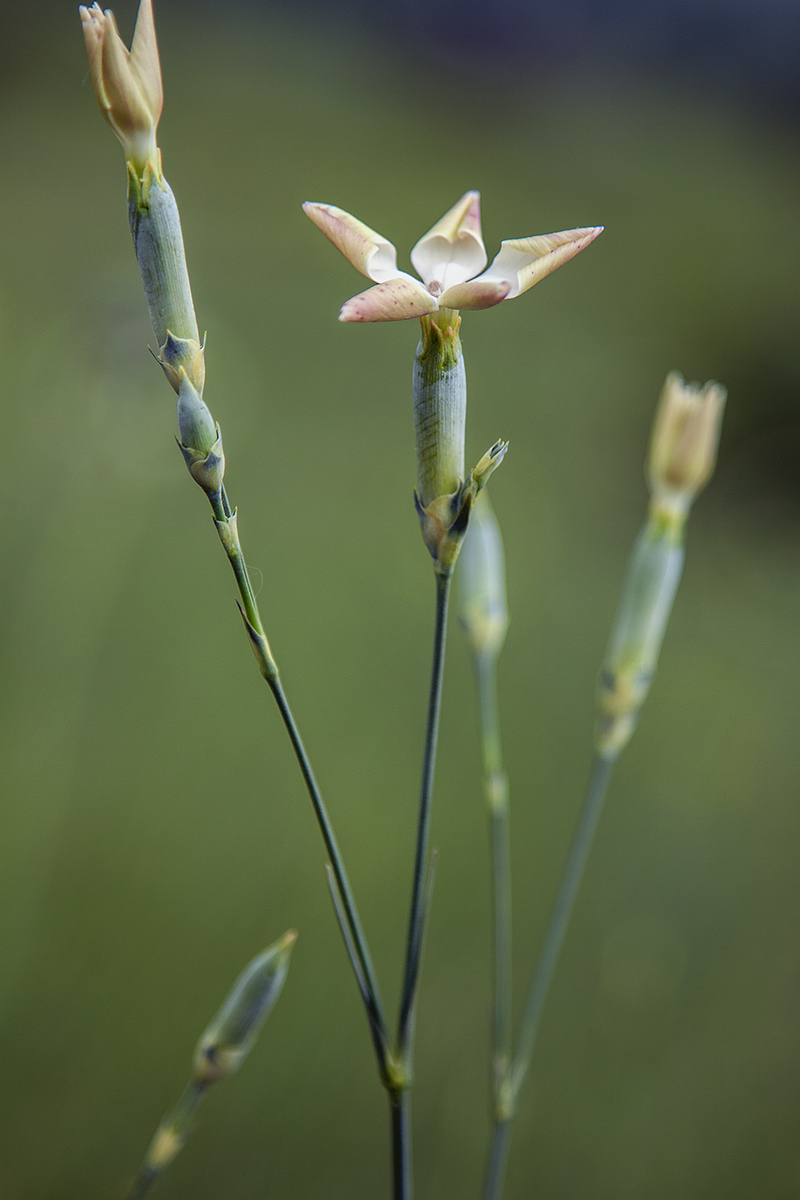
[302,203,401,283]
[474,226,603,299]
[438,279,511,311]
[410,191,488,294]
[339,278,439,323]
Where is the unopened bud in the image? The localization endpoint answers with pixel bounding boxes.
[595,521,684,758]
[176,371,216,456]
[193,931,296,1086]
[596,371,726,758]
[458,491,508,658]
[79,0,163,178]
[648,372,726,517]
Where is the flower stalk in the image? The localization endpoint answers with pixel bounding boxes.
[597,373,726,758]
[481,373,725,1200]
[125,932,297,1200]
[80,0,392,1149]
[458,494,512,1103]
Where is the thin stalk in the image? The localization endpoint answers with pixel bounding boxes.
[206,486,389,1063]
[483,1116,513,1200]
[268,675,387,1043]
[398,572,452,1057]
[483,753,616,1200]
[390,1090,412,1200]
[475,649,512,1089]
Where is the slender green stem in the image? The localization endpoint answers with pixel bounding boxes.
[267,675,387,1038]
[216,485,268,648]
[387,571,451,1200]
[398,572,451,1058]
[483,1116,513,1200]
[514,754,614,1081]
[205,485,390,1064]
[390,1090,412,1200]
[475,650,512,1087]
[482,753,616,1200]
[474,649,513,1200]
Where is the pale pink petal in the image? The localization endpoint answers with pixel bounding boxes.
[410,191,487,293]
[475,226,604,298]
[438,279,510,311]
[80,6,109,109]
[339,278,439,322]
[129,0,163,122]
[302,202,400,282]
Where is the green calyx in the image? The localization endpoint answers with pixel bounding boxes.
[418,310,461,370]
[126,156,163,216]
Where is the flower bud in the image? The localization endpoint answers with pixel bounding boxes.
[193,931,296,1086]
[595,520,685,758]
[458,492,509,659]
[176,371,216,456]
[647,372,726,516]
[79,0,163,178]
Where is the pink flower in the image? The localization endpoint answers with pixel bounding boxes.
[303,192,602,322]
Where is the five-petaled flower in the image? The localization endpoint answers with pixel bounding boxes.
[303,192,603,322]
[80,0,163,177]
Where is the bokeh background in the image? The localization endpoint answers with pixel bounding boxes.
[1,0,799,1197]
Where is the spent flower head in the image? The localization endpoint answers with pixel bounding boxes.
[648,372,726,514]
[303,193,603,322]
[80,0,163,176]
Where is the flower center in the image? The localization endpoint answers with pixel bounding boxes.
[427,280,443,297]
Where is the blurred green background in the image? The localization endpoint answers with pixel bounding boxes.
[1,1,799,1197]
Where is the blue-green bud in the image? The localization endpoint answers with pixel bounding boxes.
[176,371,216,456]
[193,931,296,1086]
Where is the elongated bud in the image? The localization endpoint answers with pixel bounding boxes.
[127,932,296,1200]
[596,372,726,758]
[413,312,465,508]
[193,931,297,1086]
[177,370,216,455]
[648,372,726,519]
[596,516,685,758]
[458,491,508,659]
[80,0,163,178]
